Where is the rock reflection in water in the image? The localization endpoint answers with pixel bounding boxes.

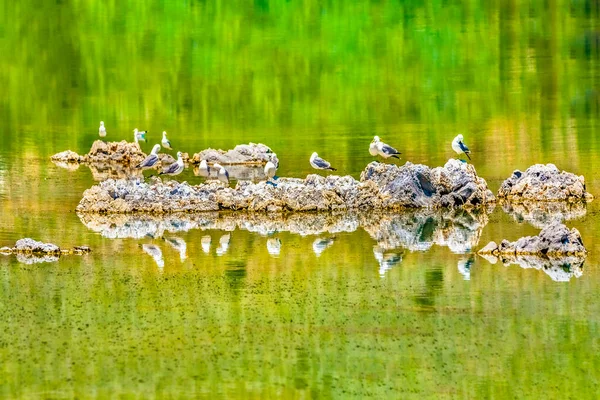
[361,209,488,253]
[79,209,489,272]
[501,201,587,229]
[373,246,403,277]
[487,254,585,282]
[15,253,60,264]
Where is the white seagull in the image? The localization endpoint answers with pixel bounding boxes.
[372,136,401,159]
[309,152,337,171]
[216,233,231,256]
[264,161,277,181]
[136,144,161,169]
[161,131,172,150]
[133,128,147,143]
[99,121,106,138]
[452,134,471,160]
[214,163,229,184]
[160,151,184,176]
[198,159,210,177]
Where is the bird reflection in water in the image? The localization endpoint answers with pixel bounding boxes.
[201,235,211,254]
[164,236,187,262]
[267,238,281,256]
[141,244,164,270]
[216,233,231,256]
[373,246,403,277]
[312,237,335,257]
[457,255,475,280]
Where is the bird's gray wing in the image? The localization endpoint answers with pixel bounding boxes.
[163,162,178,174]
[165,140,172,148]
[314,157,331,169]
[458,141,470,153]
[381,144,400,155]
[139,154,158,168]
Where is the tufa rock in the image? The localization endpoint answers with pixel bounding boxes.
[77,160,495,213]
[191,143,278,165]
[1,238,91,264]
[498,164,593,202]
[478,222,586,257]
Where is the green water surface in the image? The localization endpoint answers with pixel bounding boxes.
[1,1,600,398]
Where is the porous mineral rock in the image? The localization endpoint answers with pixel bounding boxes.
[1,238,91,264]
[51,150,82,163]
[478,221,586,257]
[77,159,495,213]
[191,143,278,165]
[361,159,495,208]
[498,164,593,202]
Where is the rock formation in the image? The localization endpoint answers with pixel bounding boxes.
[0,238,91,264]
[190,143,278,165]
[77,159,495,213]
[498,164,593,202]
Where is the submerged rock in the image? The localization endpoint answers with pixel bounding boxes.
[498,164,593,202]
[1,238,91,264]
[77,159,495,213]
[478,222,586,257]
[191,143,278,165]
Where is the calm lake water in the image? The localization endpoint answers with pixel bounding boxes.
[1,1,600,398]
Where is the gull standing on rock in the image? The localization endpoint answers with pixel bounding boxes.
[99,121,106,138]
[452,134,471,160]
[160,151,184,176]
[136,144,161,169]
[161,131,172,150]
[310,152,337,171]
[372,136,401,159]
[198,159,210,177]
[214,163,229,184]
[264,161,277,185]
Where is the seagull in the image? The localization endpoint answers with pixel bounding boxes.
[198,159,210,177]
[142,244,164,269]
[164,236,187,262]
[133,128,147,143]
[99,121,106,138]
[369,139,379,156]
[452,134,471,160]
[372,136,401,159]
[309,152,337,171]
[161,131,172,150]
[201,235,211,254]
[136,144,161,169]
[214,163,229,184]
[264,161,277,182]
[160,151,184,176]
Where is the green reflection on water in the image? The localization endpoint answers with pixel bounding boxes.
[1,0,600,397]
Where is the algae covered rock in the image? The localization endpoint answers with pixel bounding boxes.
[498,164,593,202]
